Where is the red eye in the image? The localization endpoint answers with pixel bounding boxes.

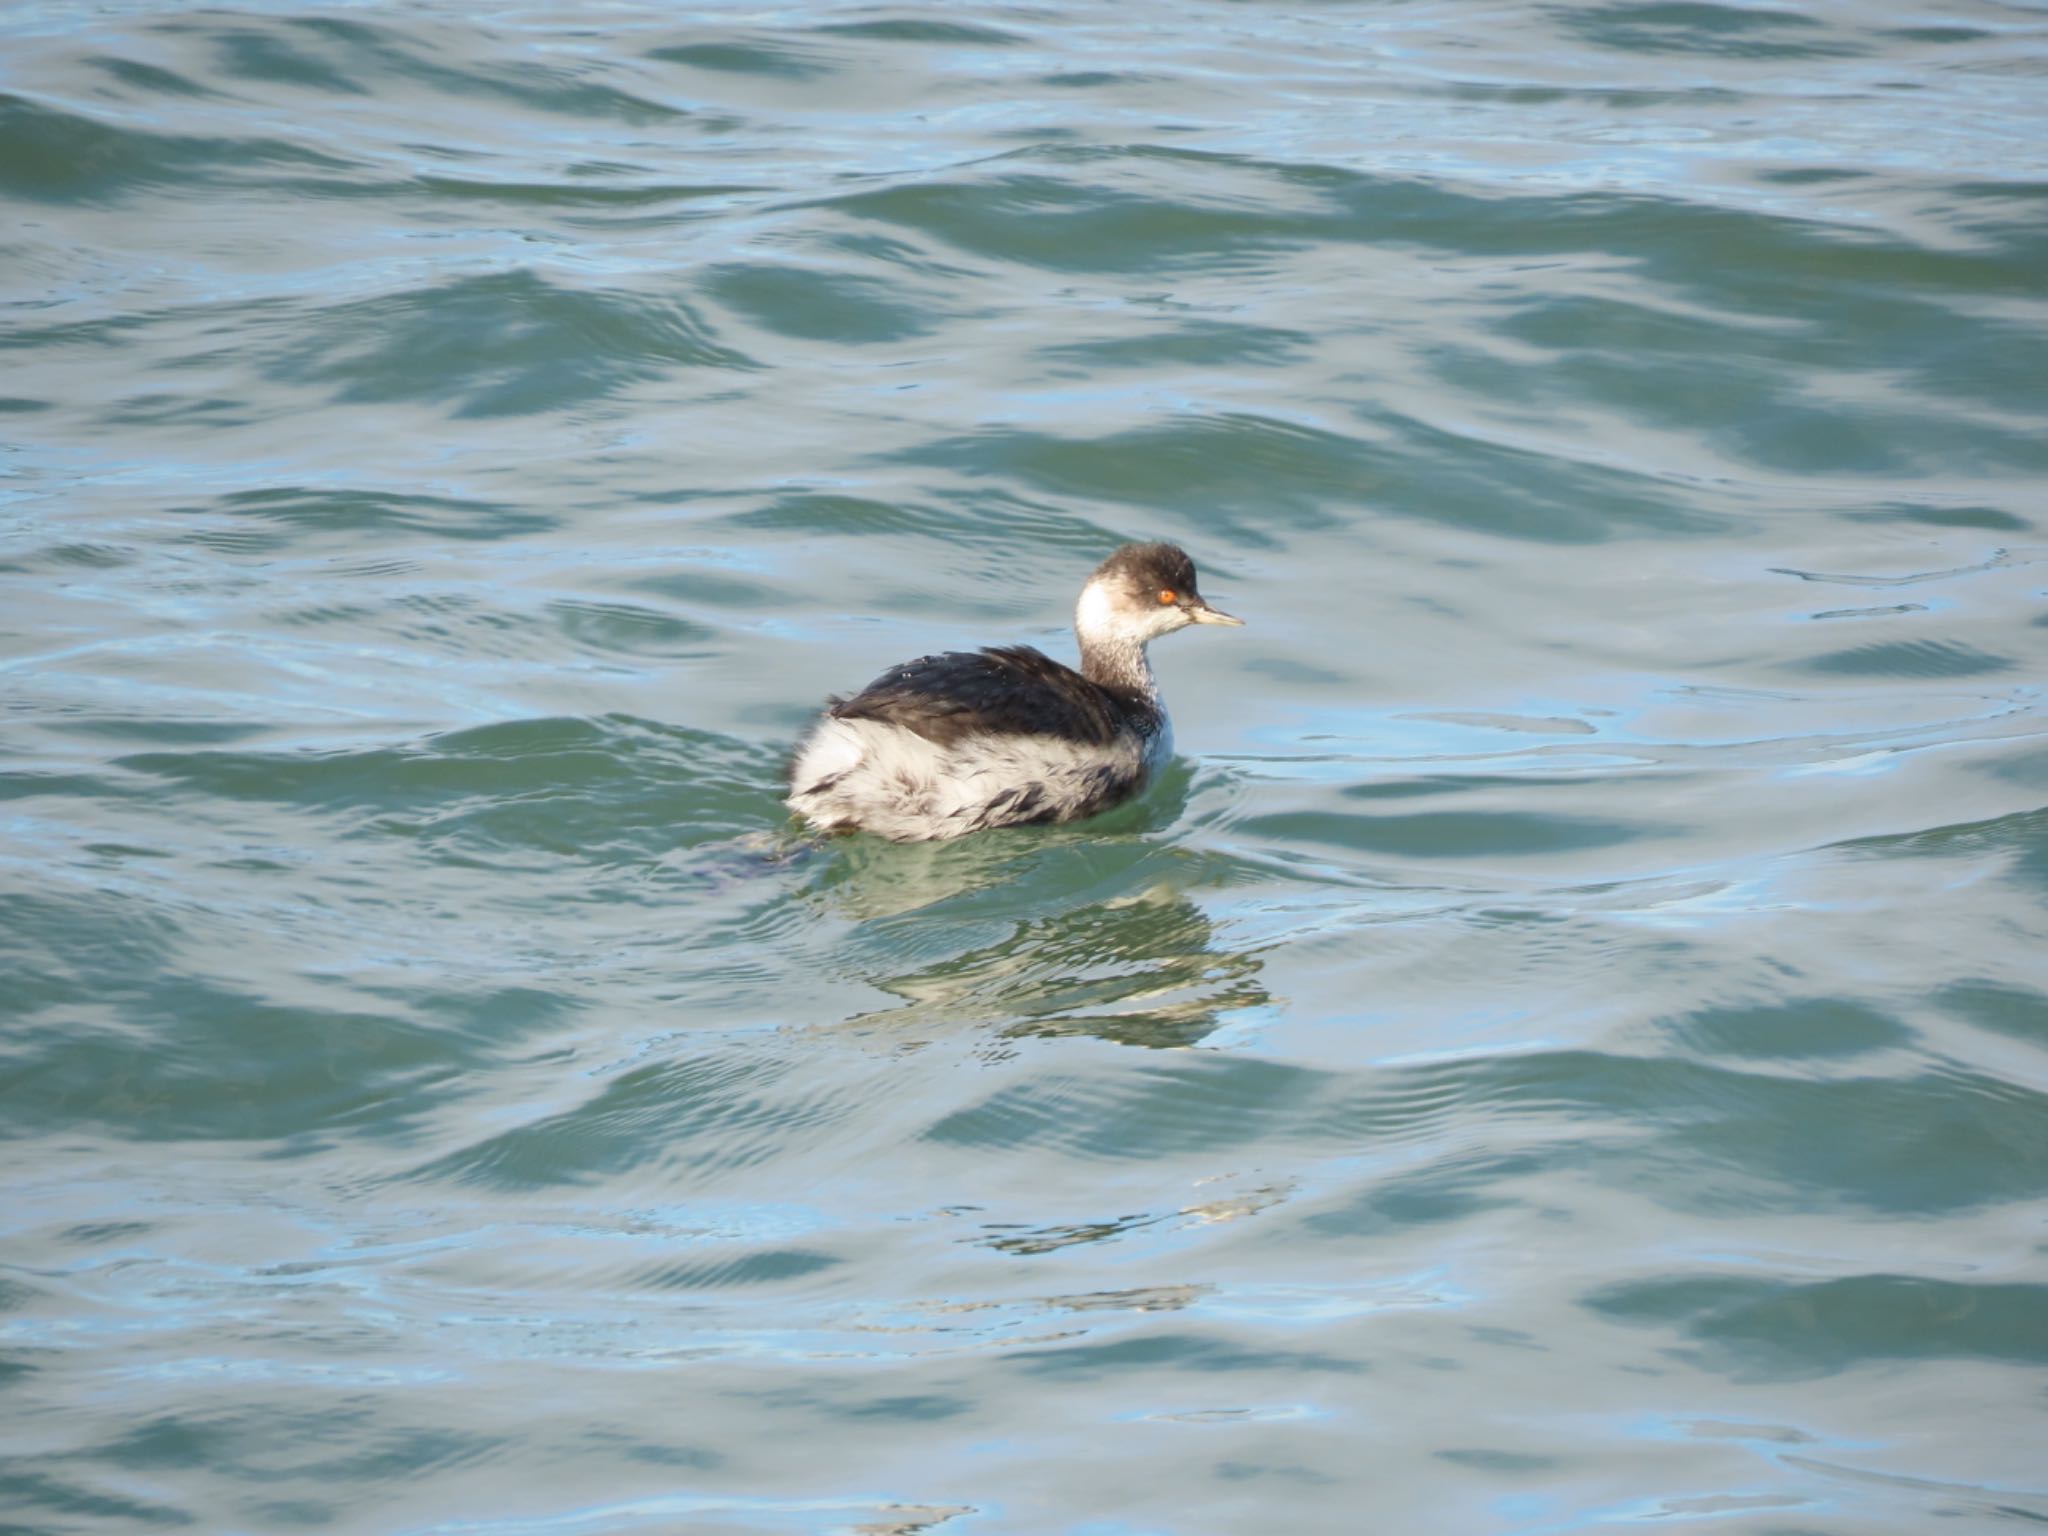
[1158,589,1177,604]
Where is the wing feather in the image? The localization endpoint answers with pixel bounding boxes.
[829,645,1139,748]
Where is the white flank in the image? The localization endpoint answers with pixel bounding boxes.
[788,715,1158,843]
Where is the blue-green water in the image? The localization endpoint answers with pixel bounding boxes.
[3,3,2045,1531]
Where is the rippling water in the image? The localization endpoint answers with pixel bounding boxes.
[4,2,2046,1530]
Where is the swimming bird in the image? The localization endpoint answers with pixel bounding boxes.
[787,542,1242,842]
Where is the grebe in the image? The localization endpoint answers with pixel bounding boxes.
[787,542,1242,842]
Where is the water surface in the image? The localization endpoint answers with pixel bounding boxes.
[3,2,2046,1531]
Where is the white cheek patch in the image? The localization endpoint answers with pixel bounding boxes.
[1074,579,1123,643]
[1077,579,1185,646]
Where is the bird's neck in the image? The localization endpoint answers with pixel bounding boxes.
[1078,630,1157,698]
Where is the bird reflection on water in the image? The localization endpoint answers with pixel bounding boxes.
[799,776,1269,1052]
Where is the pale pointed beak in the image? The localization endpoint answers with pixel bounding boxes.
[1187,598,1244,627]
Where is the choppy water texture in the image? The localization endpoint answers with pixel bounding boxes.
[3,1,2046,1531]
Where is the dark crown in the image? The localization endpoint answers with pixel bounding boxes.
[1092,541,1199,595]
